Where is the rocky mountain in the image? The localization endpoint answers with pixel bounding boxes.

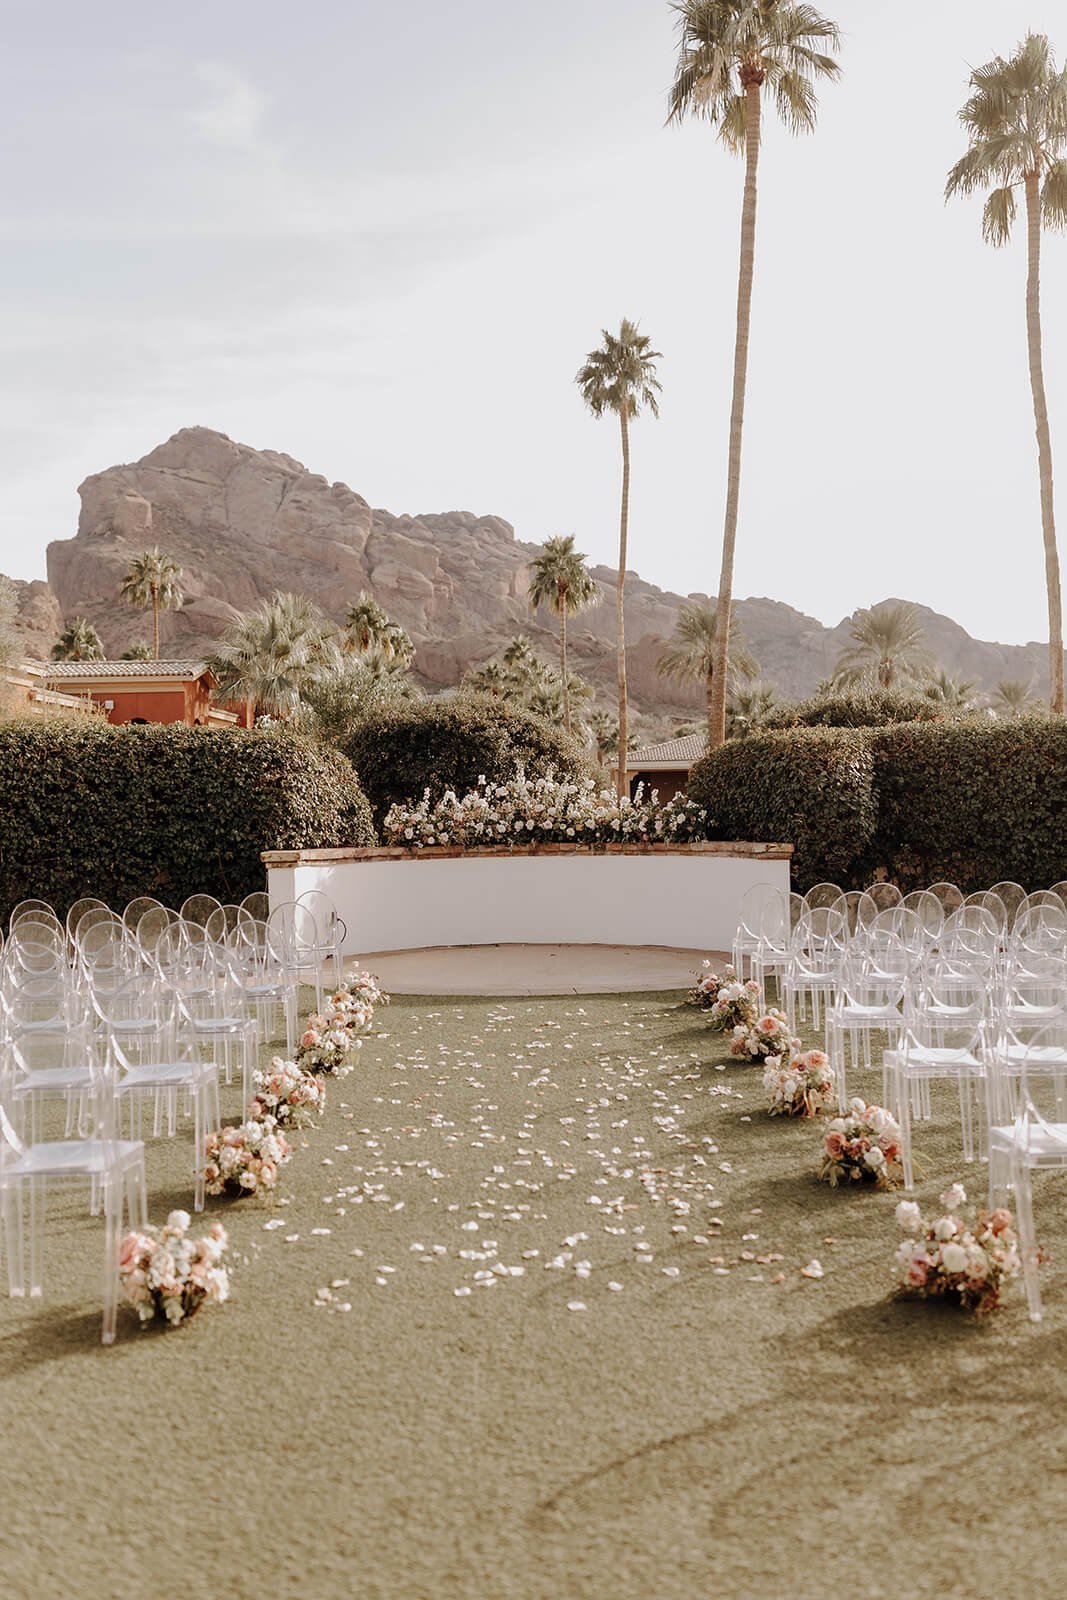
[5,426,1052,717]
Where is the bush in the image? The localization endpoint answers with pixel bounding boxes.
[688,716,1067,893]
[687,727,877,886]
[0,721,375,925]
[341,694,594,827]
[764,690,960,729]
[868,716,1067,891]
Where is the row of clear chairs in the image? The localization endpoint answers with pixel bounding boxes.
[0,885,348,1342]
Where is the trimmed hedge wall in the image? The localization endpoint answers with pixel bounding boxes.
[764,690,962,729]
[687,728,877,887]
[0,721,375,925]
[342,695,595,828]
[869,716,1067,891]
[687,715,1067,892]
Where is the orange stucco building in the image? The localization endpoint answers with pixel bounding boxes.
[24,660,253,727]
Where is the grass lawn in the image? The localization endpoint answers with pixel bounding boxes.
[1,986,1065,1600]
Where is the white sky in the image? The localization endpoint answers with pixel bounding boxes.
[1,0,1062,645]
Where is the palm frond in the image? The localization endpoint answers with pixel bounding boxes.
[982,185,1018,246]
[1043,158,1067,228]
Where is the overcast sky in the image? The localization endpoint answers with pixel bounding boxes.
[2,0,1062,645]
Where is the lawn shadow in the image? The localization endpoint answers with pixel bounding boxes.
[0,1303,157,1374]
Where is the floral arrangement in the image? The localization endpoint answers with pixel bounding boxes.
[295,1013,361,1076]
[118,1210,230,1327]
[248,1056,326,1129]
[204,1116,292,1197]
[893,1184,1023,1315]
[763,1049,836,1118]
[729,1007,800,1064]
[382,772,709,850]
[687,963,760,1033]
[329,976,387,1028]
[820,1099,902,1187]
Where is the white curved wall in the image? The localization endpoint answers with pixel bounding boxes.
[265,848,791,955]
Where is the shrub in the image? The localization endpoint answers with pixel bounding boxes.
[341,694,594,827]
[0,721,374,925]
[764,690,961,729]
[687,727,877,886]
[868,716,1067,891]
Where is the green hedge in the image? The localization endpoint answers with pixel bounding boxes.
[869,716,1067,891]
[0,721,375,924]
[342,694,594,827]
[687,727,877,886]
[764,690,961,729]
[688,715,1067,892]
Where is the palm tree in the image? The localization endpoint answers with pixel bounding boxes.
[120,641,153,661]
[922,669,979,711]
[462,660,510,699]
[668,1,841,751]
[991,677,1041,718]
[52,617,104,662]
[206,593,340,719]
[526,536,602,737]
[946,34,1067,714]
[657,602,759,735]
[301,648,418,743]
[726,680,779,738]
[119,548,184,660]
[832,602,933,690]
[576,320,662,792]
[344,592,391,653]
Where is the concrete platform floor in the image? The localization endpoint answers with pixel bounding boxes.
[348,943,725,996]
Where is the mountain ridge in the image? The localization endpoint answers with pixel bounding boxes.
[4,426,1051,715]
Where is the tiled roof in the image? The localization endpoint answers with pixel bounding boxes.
[40,659,210,680]
[626,734,707,768]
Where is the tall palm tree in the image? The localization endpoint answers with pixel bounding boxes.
[668,1,841,751]
[344,591,390,652]
[576,320,662,793]
[832,601,933,690]
[946,34,1067,714]
[991,677,1041,718]
[526,536,602,737]
[119,548,184,660]
[52,617,104,662]
[206,593,340,719]
[657,601,759,734]
[121,640,153,661]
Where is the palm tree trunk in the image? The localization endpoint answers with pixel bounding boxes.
[616,408,631,797]
[708,79,762,752]
[1024,171,1064,714]
[151,585,160,660]
[706,669,714,751]
[558,584,570,734]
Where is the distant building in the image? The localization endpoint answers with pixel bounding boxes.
[618,733,707,801]
[1,662,102,719]
[22,660,253,728]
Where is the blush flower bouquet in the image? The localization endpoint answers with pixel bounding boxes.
[820,1099,903,1187]
[118,1211,230,1327]
[295,1015,360,1077]
[893,1184,1023,1315]
[687,963,760,1032]
[763,1049,836,1117]
[248,1056,326,1129]
[729,1007,800,1064]
[204,1116,292,1197]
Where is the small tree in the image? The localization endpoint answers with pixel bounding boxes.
[119,549,184,659]
[206,593,340,719]
[991,677,1041,718]
[832,601,933,690]
[657,602,758,735]
[52,618,104,662]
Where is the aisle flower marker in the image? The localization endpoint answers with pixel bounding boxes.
[119,1211,230,1327]
[893,1185,1026,1316]
[820,1100,903,1188]
[764,1050,836,1118]
[249,1057,327,1129]
[204,1117,292,1196]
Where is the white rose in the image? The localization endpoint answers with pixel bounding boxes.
[940,1242,968,1274]
[166,1210,191,1232]
[895,1200,922,1233]
[940,1182,967,1213]
[864,1147,886,1170]
[934,1217,957,1241]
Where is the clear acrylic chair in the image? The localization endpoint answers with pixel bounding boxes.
[830,890,879,939]
[864,882,903,914]
[781,906,847,1045]
[732,883,788,981]
[8,899,57,933]
[803,882,844,912]
[828,943,907,1109]
[122,896,165,934]
[65,898,108,945]
[749,892,805,997]
[174,954,257,1107]
[268,901,335,1012]
[180,893,223,929]
[886,966,988,1189]
[987,1021,1067,1321]
[240,891,271,922]
[989,881,1027,934]
[0,1046,147,1345]
[109,1020,220,1214]
[927,882,964,918]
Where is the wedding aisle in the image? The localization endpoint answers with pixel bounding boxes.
[1,990,1063,1600]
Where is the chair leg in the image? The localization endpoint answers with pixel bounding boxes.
[3,1185,24,1296]
[101,1176,120,1346]
[1011,1156,1043,1323]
